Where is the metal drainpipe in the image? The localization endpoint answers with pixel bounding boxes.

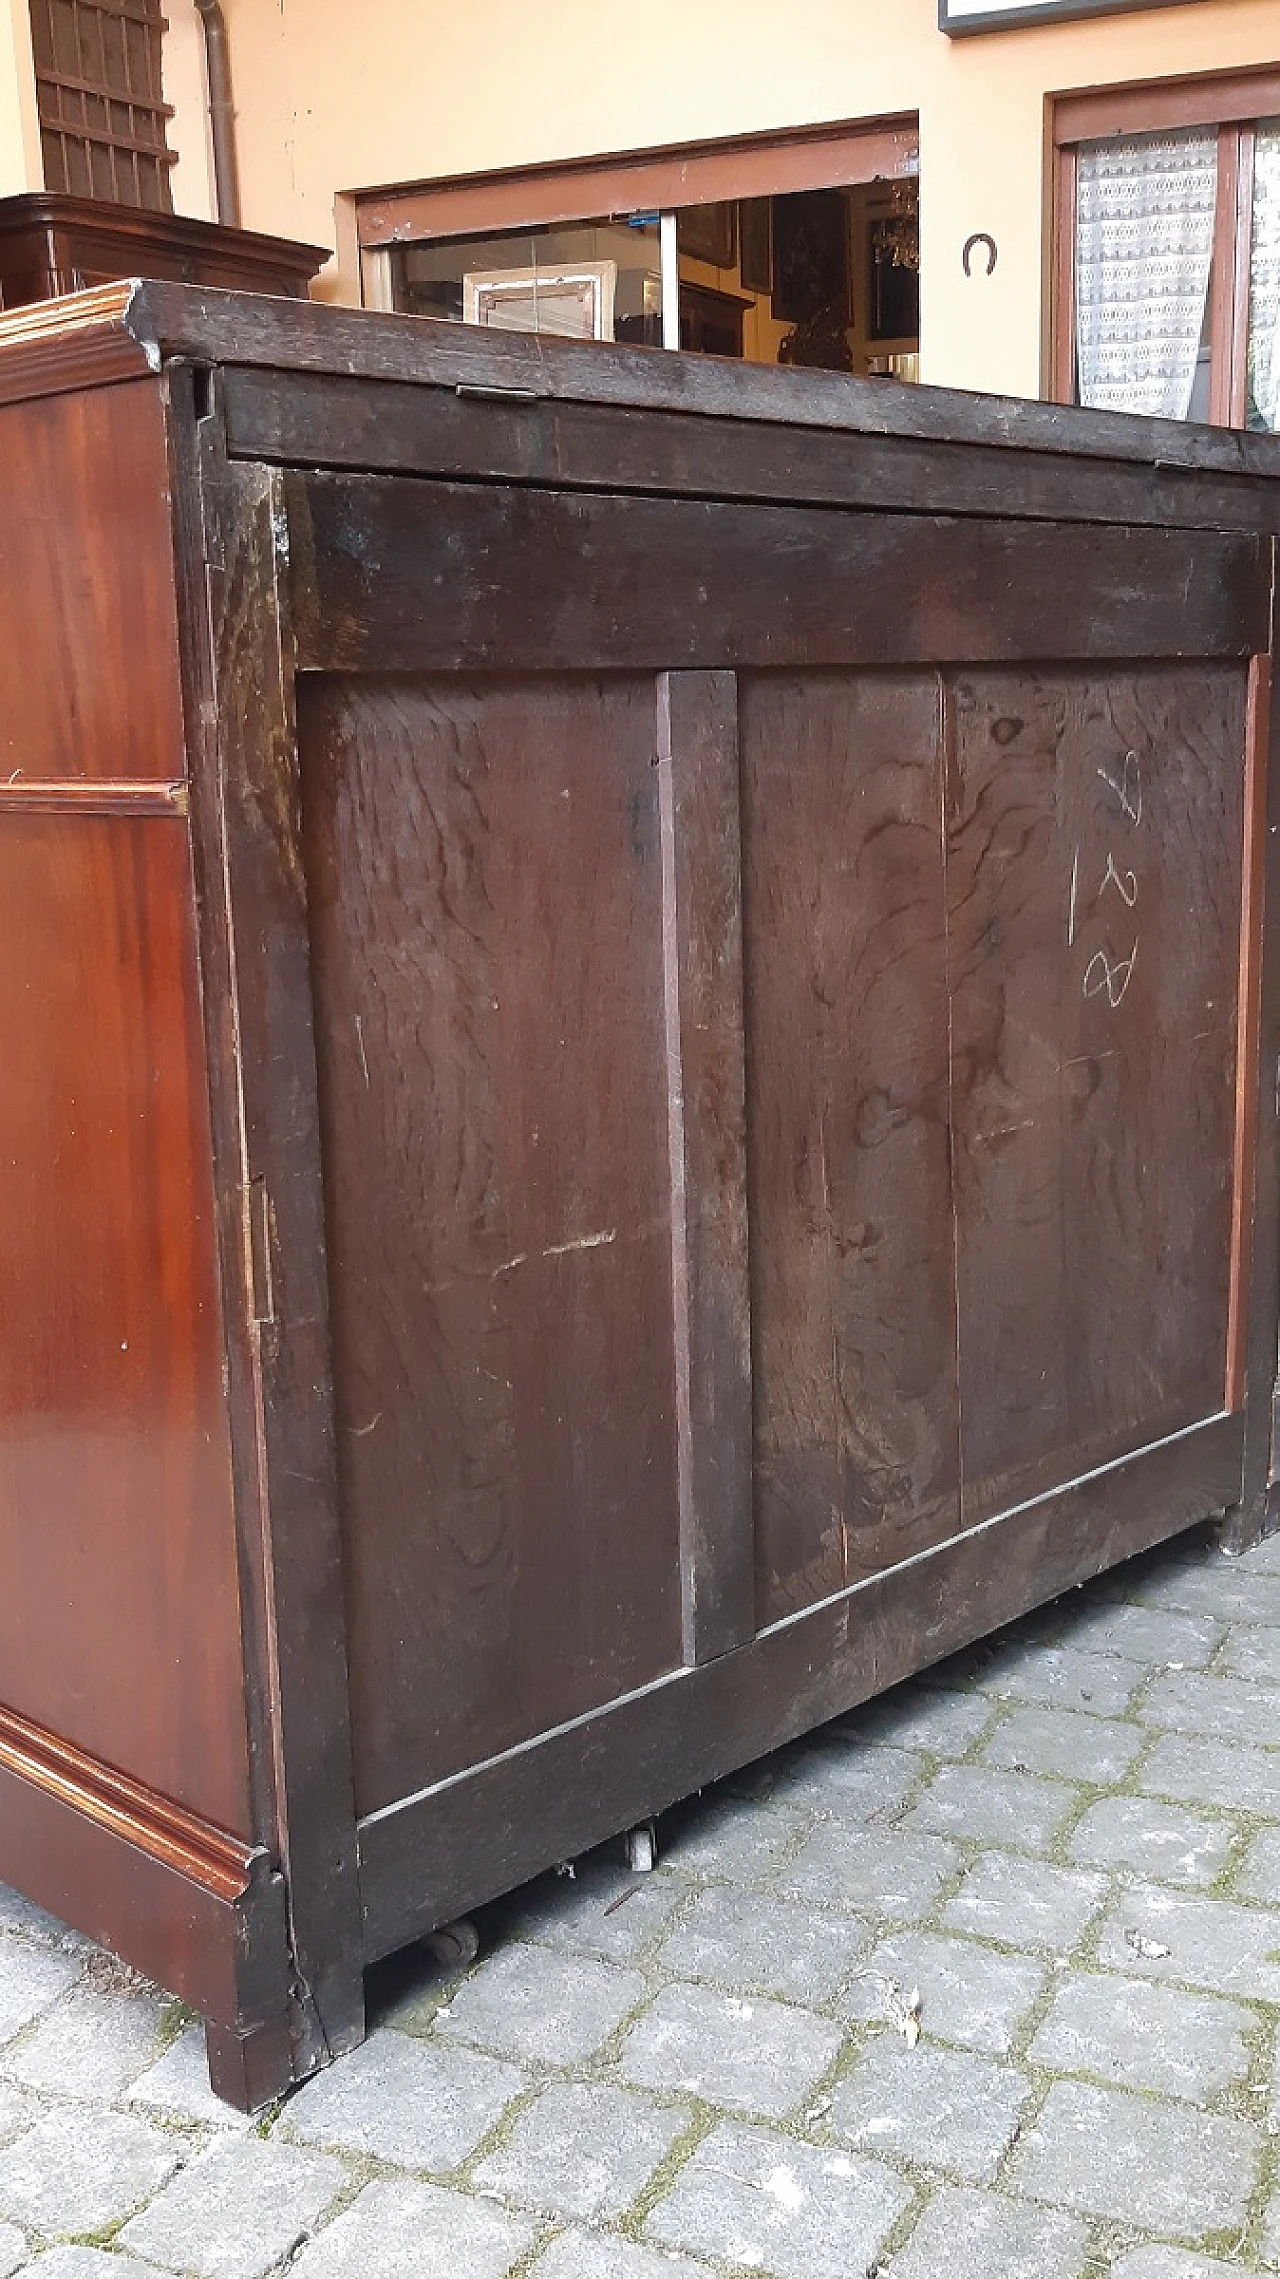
[193,0,241,229]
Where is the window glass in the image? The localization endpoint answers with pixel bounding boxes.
[393,219,663,343]
[1247,122,1280,432]
[1075,130,1216,419]
[389,186,920,380]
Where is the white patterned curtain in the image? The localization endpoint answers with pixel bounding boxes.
[1248,124,1280,432]
[1076,131,1217,419]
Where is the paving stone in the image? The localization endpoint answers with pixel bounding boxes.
[843,1930,1044,2054]
[473,2080,689,2222]
[1109,2253,1248,2279]
[1219,1624,1280,1684]
[659,1794,811,1883]
[1007,2078,1260,2235]
[1139,1667,1280,1746]
[531,2233,714,2279]
[0,1887,87,1953]
[1126,1560,1280,1625]
[4,1984,166,2099]
[22,2257,164,2279]
[617,1980,840,2117]
[501,1860,685,1964]
[0,2083,36,2143]
[1029,1970,1252,2100]
[776,1821,959,1922]
[893,2185,1091,2279]
[907,1764,1077,1852]
[127,2024,254,2130]
[0,1941,79,2045]
[830,2036,1030,2181]
[437,1942,645,2066]
[285,2029,525,2169]
[120,2134,348,2279]
[289,2177,536,2279]
[773,1739,924,1821]
[0,2223,23,2279]
[1096,1882,1280,2002]
[643,2118,911,2279]
[657,1882,868,2003]
[976,1642,1140,1717]
[1255,2180,1280,2269]
[982,1702,1143,1786]
[941,1853,1107,1954]
[1067,1795,1235,1888]
[0,2105,180,2233]
[1059,1601,1225,1669]
[1237,1824,1280,1903]
[845,1682,999,1759]
[1141,1730,1280,1817]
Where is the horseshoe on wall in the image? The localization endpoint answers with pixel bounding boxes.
[962,232,998,278]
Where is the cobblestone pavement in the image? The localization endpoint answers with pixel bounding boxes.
[6,1522,1280,2277]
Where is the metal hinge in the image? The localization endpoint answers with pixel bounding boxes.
[247,1175,275,1327]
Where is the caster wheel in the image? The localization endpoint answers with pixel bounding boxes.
[424,1917,480,1971]
[624,1821,657,1873]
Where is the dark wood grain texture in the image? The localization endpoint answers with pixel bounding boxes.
[0,284,1276,2114]
[286,475,1271,677]
[658,672,754,1664]
[297,674,682,1807]
[221,366,1280,537]
[199,460,365,2073]
[945,667,1247,1523]
[740,672,960,1618]
[358,1410,1243,1960]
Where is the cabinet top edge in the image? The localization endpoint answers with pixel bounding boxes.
[3,276,1280,485]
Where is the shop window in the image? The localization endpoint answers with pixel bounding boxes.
[28,0,176,210]
[366,120,920,381]
[1052,74,1280,429]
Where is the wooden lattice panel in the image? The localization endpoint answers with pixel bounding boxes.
[30,0,175,211]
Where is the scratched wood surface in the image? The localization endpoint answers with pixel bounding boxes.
[297,675,681,1813]
[946,666,1248,1523]
[739,672,960,1620]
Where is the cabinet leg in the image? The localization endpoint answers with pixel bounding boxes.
[1219,1484,1280,1558]
[205,2013,295,2114]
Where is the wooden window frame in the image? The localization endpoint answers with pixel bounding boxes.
[1048,67,1280,421]
[354,115,920,253]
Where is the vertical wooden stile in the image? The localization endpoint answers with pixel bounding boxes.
[657,670,756,1665]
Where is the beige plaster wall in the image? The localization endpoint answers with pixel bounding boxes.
[218,0,1280,396]
[0,0,40,200]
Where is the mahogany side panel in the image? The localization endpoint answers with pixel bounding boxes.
[0,380,185,780]
[738,672,960,1620]
[0,810,251,1836]
[946,667,1248,1523]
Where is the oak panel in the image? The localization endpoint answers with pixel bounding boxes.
[946,666,1248,1522]
[298,675,682,1813]
[739,671,959,1620]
